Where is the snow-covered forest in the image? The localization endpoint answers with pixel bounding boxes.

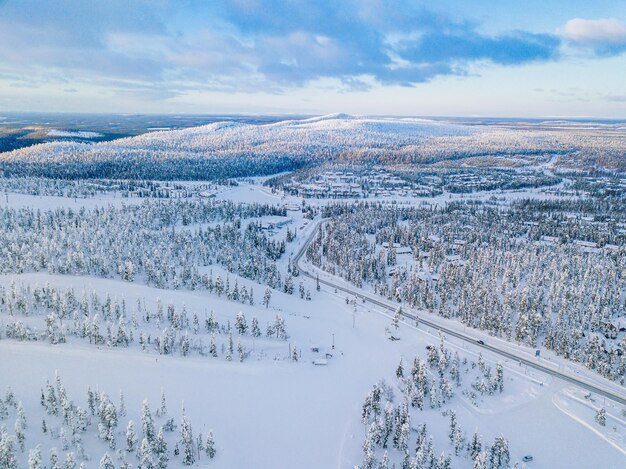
[307,197,626,383]
[0,199,289,288]
[0,116,624,468]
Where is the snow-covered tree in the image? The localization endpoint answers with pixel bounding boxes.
[28,445,42,469]
[126,420,137,453]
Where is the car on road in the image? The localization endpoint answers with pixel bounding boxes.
[477,340,485,345]
[522,455,533,462]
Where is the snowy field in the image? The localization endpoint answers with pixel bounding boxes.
[0,180,624,469]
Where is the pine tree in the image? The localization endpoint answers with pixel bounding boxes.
[0,398,8,420]
[495,363,504,393]
[379,450,389,469]
[119,391,126,417]
[99,453,115,469]
[454,428,465,456]
[235,312,247,334]
[238,339,245,362]
[64,452,77,469]
[14,417,25,452]
[473,451,488,469]
[595,407,606,426]
[181,333,190,356]
[60,426,69,450]
[362,430,377,469]
[226,333,233,361]
[209,333,218,357]
[49,448,59,469]
[382,403,393,449]
[396,358,404,379]
[251,317,261,337]
[141,399,155,443]
[159,389,167,417]
[0,430,18,469]
[469,432,482,461]
[46,380,58,415]
[138,438,154,469]
[398,422,410,453]
[205,431,216,459]
[180,415,195,465]
[28,445,42,469]
[126,420,137,453]
[438,453,452,469]
[448,411,457,444]
[16,401,27,429]
[263,287,272,308]
[154,429,168,469]
[489,435,510,469]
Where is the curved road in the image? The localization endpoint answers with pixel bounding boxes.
[294,220,626,406]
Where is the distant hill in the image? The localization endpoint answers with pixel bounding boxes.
[0,114,623,179]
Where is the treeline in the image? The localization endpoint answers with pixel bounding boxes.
[0,199,289,289]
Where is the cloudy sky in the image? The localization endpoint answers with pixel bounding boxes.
[1,0,625,117]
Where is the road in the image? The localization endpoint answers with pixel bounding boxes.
[294,219,626,406]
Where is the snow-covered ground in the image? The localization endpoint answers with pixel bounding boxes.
[0,181,624,468]
[47,130,103,139]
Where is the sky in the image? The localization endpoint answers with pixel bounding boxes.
[0,0,625,118]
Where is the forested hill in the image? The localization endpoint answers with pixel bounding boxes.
[0,114,624,179]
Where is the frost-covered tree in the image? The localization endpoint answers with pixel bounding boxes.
[141,399,155,443]
[159,389,167,417]
[251,317,261,338]
[64,452,76,469]
[138,438,153,469]
[263,287,272,308]
[0,430,18,468]
[180,415,195,465]
[154,429,168,469]
[205,431,216,459]
[119,392,126,417]
[126,420,137,453]
[99,452,115,469]
[469,431,482,461]
[235,312,247,335]
[28,445,42,469]
[14,417,25,452]
[488,435,510,469]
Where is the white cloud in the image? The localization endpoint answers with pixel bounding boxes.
[563,18,626,47]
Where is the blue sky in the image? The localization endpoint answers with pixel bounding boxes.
[0,0,625,117]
